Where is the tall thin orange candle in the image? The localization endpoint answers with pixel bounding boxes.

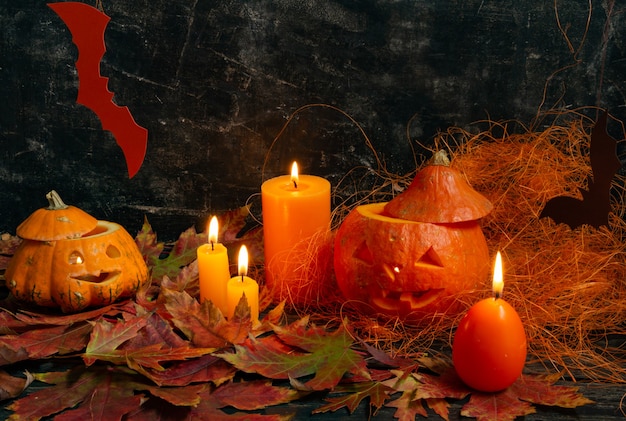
[197,216,230,315]
[261,162,331,303]
[226,245,259,321]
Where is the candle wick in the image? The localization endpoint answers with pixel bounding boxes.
[241,275,244,282]
[210,241,215,251]
[293,180,298,189]
[494,291,502,300]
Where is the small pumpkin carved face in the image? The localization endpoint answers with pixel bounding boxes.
[6,191,148,312]
[333,151,493,322]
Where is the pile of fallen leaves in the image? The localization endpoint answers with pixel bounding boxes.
[0,208,593,420]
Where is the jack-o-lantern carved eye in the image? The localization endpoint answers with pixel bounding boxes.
[353,241,374,265]
[106,245,121,258]
[416,246,444,269]
[68,251,83,265]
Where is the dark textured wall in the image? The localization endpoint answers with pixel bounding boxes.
[1,1,625,240]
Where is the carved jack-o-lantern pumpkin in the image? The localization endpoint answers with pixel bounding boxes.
[334,151,492,322]
[6,191,148,312]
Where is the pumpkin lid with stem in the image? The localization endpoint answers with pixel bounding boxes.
[383,150,493,223]
[16,190,98,241]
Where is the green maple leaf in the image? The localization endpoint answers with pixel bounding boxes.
[218,317,369,391]
[142,223,205,284]
[313,381,393,415]
[136,206,263,286]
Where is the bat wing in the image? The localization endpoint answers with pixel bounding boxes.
[48,2,148,178]
[540,112,620,229]
[590,111,621,185]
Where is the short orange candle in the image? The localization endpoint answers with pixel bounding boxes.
[261,162,331,303]
[452,251,527,392]
[197,216,230,315]
[226,245,259,321]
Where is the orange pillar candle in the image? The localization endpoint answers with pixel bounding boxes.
[197,216,231,315]
[226,245,259,321]
[261,162,331,303]
[452,251,527,392]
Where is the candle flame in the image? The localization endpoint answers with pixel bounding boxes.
[238,245,249,277]
[291,161,299,187]
[208,216,218,245]
[493,251,504,297]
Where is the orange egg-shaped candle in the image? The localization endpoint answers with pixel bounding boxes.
[226,245,259,321]
[197,216,231,315]
[261,162,331,304]
[452,251,527,392]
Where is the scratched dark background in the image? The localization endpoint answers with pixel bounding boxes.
[1,0,625,241]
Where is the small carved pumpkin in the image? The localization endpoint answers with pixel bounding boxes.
[6,191,148,312]
[334,151,492,322]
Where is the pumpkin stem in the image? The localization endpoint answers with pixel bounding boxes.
[432,150,451,166]
[46,190,69,210]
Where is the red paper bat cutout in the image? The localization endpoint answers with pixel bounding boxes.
[48,2,147,178]
[540,111,621,229]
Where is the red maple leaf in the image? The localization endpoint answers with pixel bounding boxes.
[83,310,213,374]
[461,373,594,421]
[382,357,593,421]
[313,381,394,415]
[190,379,303,420]
[0,323,92,365]
[162,288,251,348]
[7,366,146,421]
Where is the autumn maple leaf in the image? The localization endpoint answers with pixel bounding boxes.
[313,381,394,415]
[137,220,204,285]
[0,323,92,365]
[83,309,213,374]
[6,366,147,421]
[218,316,370,391]
[162,288,251,348]
[461,373,595,421]
[136,207,263,288]
[382,357,593,421]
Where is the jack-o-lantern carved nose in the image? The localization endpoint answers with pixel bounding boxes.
[415,246,444,268]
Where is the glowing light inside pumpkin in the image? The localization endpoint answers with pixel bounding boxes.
[208,216,219,246]
[493,251,504,298]
[238,245,249,278]
[291,161,299,188]
[69,252,83,265]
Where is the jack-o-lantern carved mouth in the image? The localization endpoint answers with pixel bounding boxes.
[73,271,122,284]
[372,288,445,311]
